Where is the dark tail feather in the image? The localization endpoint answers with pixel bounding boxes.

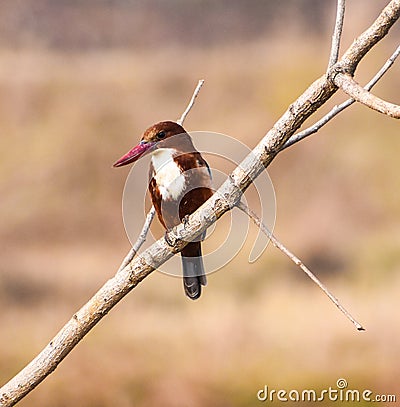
[181,244,207,300]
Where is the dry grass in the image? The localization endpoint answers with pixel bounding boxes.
[0,33,399,406]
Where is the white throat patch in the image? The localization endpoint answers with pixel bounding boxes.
[151,148,186,200]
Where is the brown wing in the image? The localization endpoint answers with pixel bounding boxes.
[176,152,213,220]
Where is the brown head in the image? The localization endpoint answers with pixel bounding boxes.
[113,121,194,167]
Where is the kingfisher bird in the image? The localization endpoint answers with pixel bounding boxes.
[113,121,213,300]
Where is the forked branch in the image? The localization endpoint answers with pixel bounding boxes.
[1,2,399,406]
[283,44,400,149]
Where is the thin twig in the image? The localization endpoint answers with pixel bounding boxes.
[364,44,400,90]
[177,79,205,125]
[236,201,365,331]
[118,206,156,272]
[283,44,400,150]
[328,0,346,69]
[334,73,400,118]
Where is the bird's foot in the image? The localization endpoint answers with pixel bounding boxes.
[164,231,175,247]
[182,215,190,227]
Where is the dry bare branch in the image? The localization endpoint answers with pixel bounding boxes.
[334,73,400,118]
[118,206,156,272]
[236,201,365,331]
[177,79,205,125]
[283,44,400,149]
[1,2,399,406]
[328,0,346,69]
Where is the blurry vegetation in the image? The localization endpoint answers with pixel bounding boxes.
[0,1,399,406]
[0,0,330,50]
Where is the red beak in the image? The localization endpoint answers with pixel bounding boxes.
[113,141,155,167]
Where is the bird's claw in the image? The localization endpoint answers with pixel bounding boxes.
[164,231,175,247]
[182,215,190,227]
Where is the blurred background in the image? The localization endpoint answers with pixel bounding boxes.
[0,1,399,406]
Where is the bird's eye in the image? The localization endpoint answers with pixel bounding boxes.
[156,131,166,139]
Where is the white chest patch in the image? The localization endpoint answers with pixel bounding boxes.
[151,149,186,200]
